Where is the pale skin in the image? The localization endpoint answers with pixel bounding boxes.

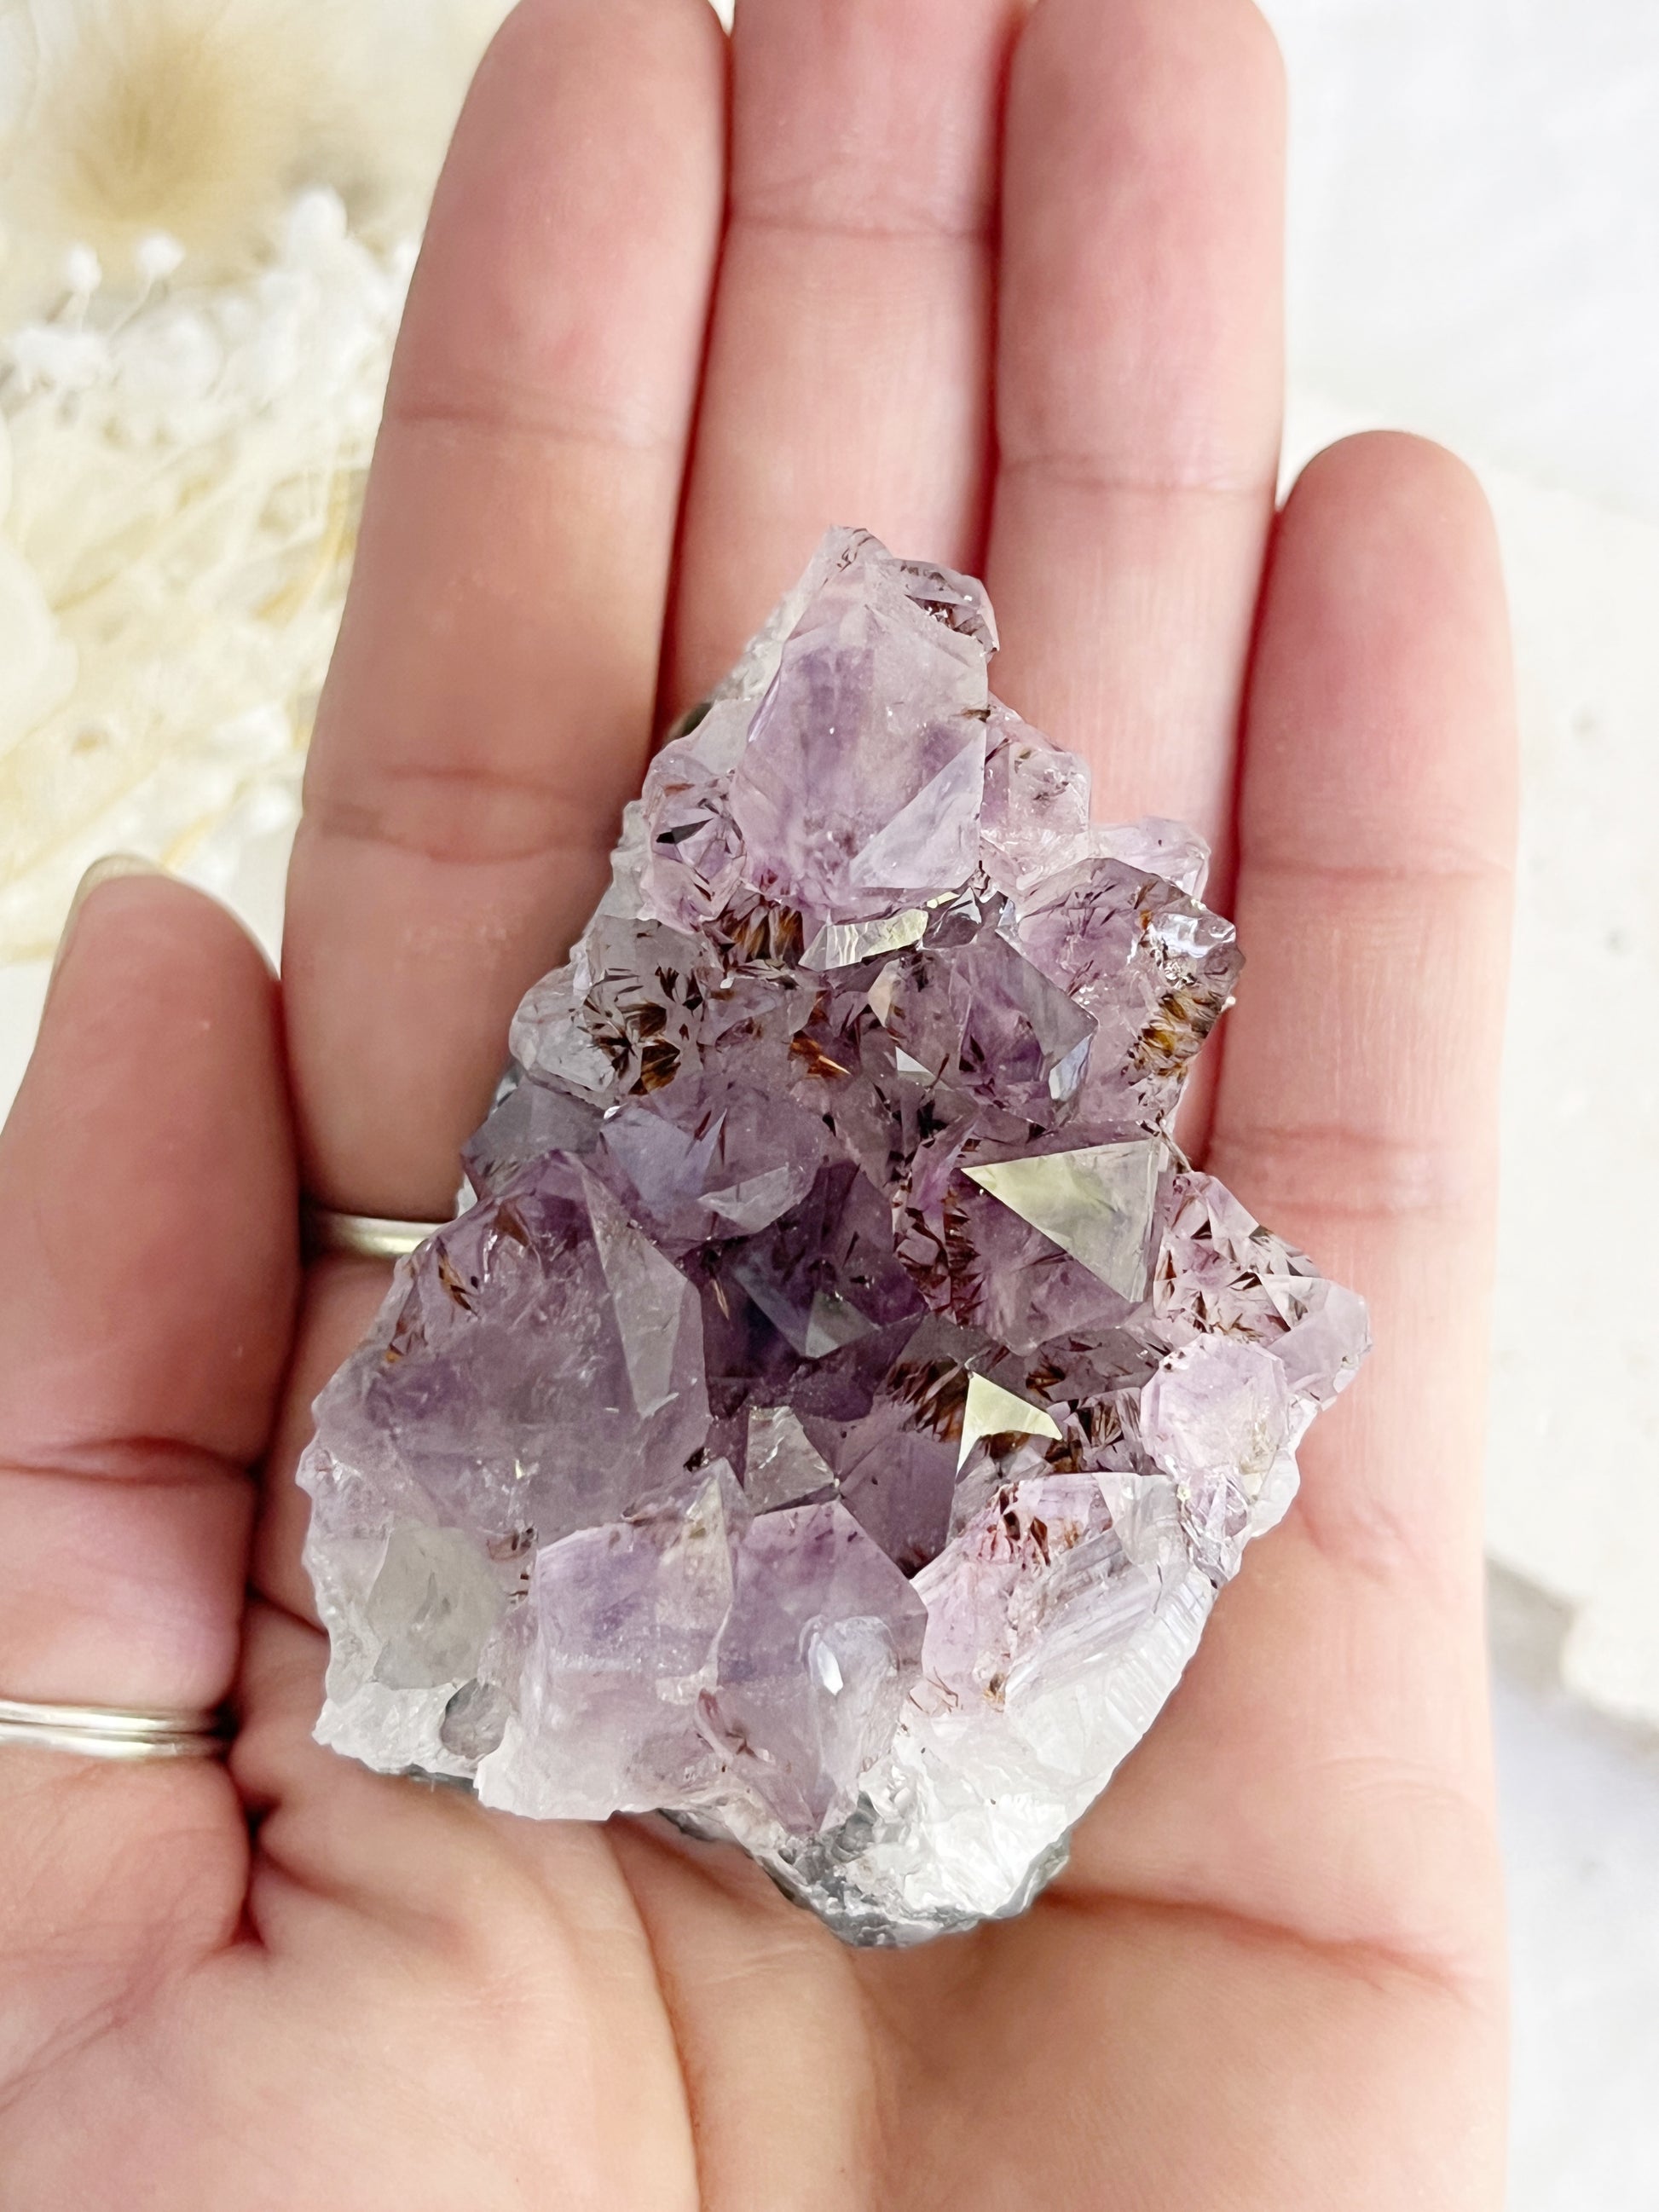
[0,0,1517,2204]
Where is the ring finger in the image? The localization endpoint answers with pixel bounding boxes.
[282,0,728,1222]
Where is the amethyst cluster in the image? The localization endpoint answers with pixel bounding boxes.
[301,530,1367,1943]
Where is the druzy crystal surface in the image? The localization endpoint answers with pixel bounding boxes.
[301,529,1369,1943]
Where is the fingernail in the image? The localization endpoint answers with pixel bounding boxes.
[49,854,168,985]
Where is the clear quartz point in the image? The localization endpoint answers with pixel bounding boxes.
[301,527,1369,1944]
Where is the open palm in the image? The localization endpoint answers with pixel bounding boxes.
[0,2,1516,2205]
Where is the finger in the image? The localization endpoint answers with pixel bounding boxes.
[0,871,293,2073]
[1066,435,1516,1980]
[0,870,297,1713]
[251,1256,390,1629]
[284,0,726,1219]
[1213,432,1516,1591]
[986,0,1285,871]
[667,0,1025,711]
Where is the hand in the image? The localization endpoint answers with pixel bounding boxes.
[0,2,1515,2204]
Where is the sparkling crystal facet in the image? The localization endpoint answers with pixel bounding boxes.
[301,528,1369,1943]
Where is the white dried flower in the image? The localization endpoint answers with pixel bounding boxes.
[0,0,510,313]
[0,187,408,957]
[0,1,509,959]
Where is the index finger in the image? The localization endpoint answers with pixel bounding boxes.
[1067,435,1516,1983]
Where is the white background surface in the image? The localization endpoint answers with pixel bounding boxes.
[1498,1668,1659,2209]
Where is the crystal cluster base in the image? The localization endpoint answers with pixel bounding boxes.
[300,529,1368,1944]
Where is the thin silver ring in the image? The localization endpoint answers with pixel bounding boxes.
[303,1202,448,1261]
[0,1695,229,1762]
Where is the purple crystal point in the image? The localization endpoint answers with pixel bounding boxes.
[708,1501,928,1833]
[725,529,992,924]
[301,528,1369,1943]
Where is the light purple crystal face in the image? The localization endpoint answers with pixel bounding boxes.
[300,528,1368,1943]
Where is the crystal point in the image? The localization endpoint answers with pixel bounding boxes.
[302,528,1367,1944]
[957,1373,1064,1469]
[965,1140,1161,1299]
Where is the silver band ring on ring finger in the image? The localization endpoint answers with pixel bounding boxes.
[0,1695,231,1762]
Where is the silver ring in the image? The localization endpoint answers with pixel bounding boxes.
[0,1695,230,1762]
[303,1201,448,1261]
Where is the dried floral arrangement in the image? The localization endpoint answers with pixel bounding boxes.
[0,0,507,959]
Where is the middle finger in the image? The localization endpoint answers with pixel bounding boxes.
[986,0,1286,887]
[667,0,1026,711]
